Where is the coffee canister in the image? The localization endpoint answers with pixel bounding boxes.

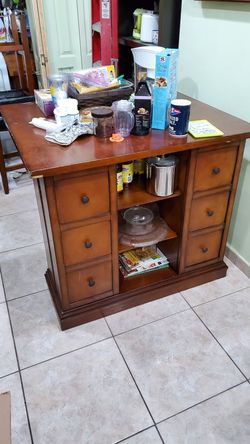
[146,155,177,197]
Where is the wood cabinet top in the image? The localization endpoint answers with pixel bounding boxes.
[1,96,250,177]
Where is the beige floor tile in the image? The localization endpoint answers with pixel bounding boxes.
[8,290,112,368]
[106,293,189,335]
[0,273,4,303]
[0,210,43,252]
[122,427,162,443]
[181,259,250,307]
[158,383,250,444]
[0,183,37,217]
[195,288,250,378]
[0,303,18,377]
[0,243,47,300]
[22,339,153,444]
[0,373,31,444]
[116,310,244,422]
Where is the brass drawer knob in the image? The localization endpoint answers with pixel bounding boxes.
[207,209,214,217]
[84,241,93,249]
[201,247,208,253]
[88,279,95,287]
[81,195,89,204]
[212,167,220,175]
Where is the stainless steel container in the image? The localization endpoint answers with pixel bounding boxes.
[146,155,177,196]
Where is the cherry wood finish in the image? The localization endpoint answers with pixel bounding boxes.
[193,145,238,191]
[189,191,230,231]
[186,229,223,267]
[62,220,111,266]
[1,99,250,329]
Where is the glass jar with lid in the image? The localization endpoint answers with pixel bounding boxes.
[91,106,114,138]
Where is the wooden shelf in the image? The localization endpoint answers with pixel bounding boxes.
[119,265,176,294]
[118,223,177,253]
[117,180,181,210]
[118,36,156,48]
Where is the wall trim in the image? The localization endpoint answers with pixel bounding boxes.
[225,244,250,278]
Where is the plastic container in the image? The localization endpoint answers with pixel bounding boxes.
[123,206,154,235]
[53,98,79,126]
[91,106,114,138]
[48,74,68,106]
[112,100,134,137]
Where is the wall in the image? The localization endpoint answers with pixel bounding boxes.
[178,0,250,267]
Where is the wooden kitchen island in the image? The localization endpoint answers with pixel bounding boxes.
[1,98,250,330]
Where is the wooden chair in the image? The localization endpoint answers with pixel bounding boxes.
[0,13,35,194]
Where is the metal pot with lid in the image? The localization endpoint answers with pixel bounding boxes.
[145,155,177,197]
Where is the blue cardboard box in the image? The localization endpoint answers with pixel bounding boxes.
[152,48,178,130]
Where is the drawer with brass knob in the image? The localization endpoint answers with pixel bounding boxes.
[193,146,237,192]
[66,261,113,305]
[55,171,110,224]
[185,229,223,267]
[62,221,111,266]
[189,191,230,231]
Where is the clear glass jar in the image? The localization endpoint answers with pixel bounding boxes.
[91,107,114,138]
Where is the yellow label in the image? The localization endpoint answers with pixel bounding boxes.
[117,172,123,192]
[122,163,134,184]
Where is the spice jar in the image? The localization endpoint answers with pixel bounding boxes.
[91,106,114,138]
[122,161,134,188]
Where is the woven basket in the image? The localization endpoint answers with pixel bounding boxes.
[67,80,134,108]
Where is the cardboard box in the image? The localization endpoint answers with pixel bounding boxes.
[152,48,178,130]
[34,89,55,117]
[0,392,11,444]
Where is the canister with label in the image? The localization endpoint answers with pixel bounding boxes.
[122,161,134,188]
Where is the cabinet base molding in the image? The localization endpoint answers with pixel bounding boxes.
[46,261,227,330]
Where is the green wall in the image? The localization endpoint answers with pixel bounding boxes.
[178,0,250,266]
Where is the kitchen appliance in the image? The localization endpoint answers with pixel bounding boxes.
[140,12,159,44]
[131,46,164,90]
[146,156,177,197]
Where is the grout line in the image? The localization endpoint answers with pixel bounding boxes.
[19,336,113,373]
[181,294,249,381]
[104,318,165,444]
[181,285,250,309]
[156,380,246,426]
[0,241,45,256]
[106,305,191,338]
[114,425,156,444]
[0,207,39,219]
[6,287,48,304]
[0,370,20,381]
[0,269,35,444]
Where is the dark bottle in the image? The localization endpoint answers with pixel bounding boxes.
[134,159,145,183]
[131,81,152,136]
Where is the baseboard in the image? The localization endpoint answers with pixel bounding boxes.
[225,244,250,278]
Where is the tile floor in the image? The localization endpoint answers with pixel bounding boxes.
[1,176,250,444]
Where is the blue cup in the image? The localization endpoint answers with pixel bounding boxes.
[169,99,191,137]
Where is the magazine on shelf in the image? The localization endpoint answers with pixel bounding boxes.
[119,246,169,278]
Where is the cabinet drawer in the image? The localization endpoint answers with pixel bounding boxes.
[62,221,111,266]
[194,146,237,192]
[55,172,110,224]
[185,230,223,267]
[67,261,112,304]
[189,191,230,231]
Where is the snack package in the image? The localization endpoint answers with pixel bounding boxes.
[70,65,118,94]
[152,48,179,130]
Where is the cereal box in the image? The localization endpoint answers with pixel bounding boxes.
[152,48,178,130]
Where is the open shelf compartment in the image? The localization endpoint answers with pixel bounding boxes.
[118,180,181,210]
